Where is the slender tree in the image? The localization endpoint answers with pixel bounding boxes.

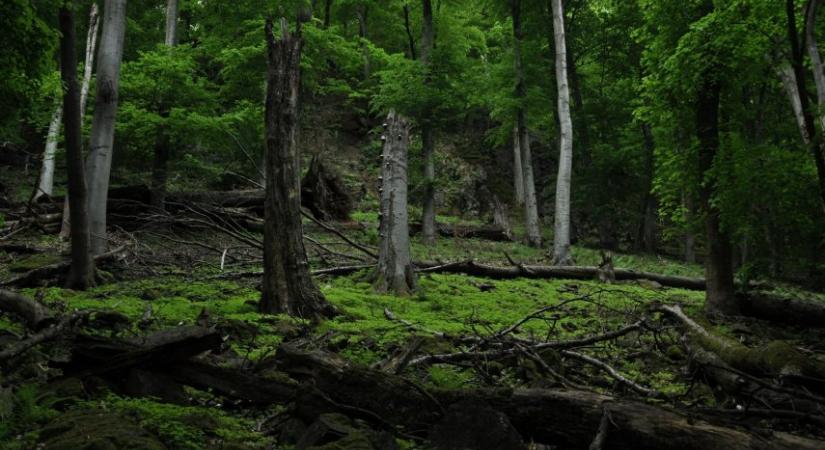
[511,0,542,248]
[374,110,417,295]
[38,3,99,202]
[150,0,179,207]
[59,3,95,290]
[550,0,573,264]
[512,125,524,205]
[85,0,127,255]
[260,18,335,320]
[420,0,437,245]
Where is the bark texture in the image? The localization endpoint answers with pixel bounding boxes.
[85,0,127,256]
[164,0,179,46]
[59,4,95,290]
[511,0,542,248]
[512,126,524,205]
[804,0,825,207]
[260,18,334,320]
[551,0,573,264]
[374,111,417,295]
[420,0,437,245]
[696,79,738,315]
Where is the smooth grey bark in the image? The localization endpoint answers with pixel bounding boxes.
[39,3,99,202]
[85,0,127,255]
[777,64,810,144]
[374,111,417,295]
[164,0,179,46]
[260,18,334,320]
[511,0,542,248]
[420,0,437,245]
[551,0,573,264]
[59,4,95,290]
[512,125,524,205]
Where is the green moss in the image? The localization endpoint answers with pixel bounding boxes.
[7,254,63,273]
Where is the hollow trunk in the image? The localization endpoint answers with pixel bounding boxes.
[374,111,417,295]
[59,5,95,290]
[551,0,573,264]
[260,18,334,320]
[511,0,542,248]
[696,79,738,315]
[85,0,127,256]
[512,126,525,205]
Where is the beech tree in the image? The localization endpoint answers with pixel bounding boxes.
[550,0,573,264]
[260,17,335,320]
[59,2,95,290]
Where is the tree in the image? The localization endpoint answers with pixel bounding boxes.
[260,17,335,320]
[420,0,437,245]
[511,0,542,248]
[85,0,127,255]
[374,110,417,295]
[59,2,95,290]
[36,3,99,202]
[150,0,180,207]
[550,0,573,264]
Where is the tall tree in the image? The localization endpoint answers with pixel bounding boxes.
[85,0,127,255]
[512,125,525,205]
[550,0,573,264]
[37,3,99,201]
[803,0,825,208]
[420,0,437,245]
[59,3,95,290]
[375,110,417,295]
[511,0,542,248]
[260,18,335,320]
[150,0,179,207]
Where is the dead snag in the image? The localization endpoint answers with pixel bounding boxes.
[373,111,417,295]
[260,18,335,320]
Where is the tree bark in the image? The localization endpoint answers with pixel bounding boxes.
[511,0,542,248]
[40,3,98,203]
[260,18,335,320]
[374,111,418,295]
[777,64,811,144]
[696,79,738,315]
[551,0,573,264]
[85,0,127,256]
[150,0,179,209]
[636,123,658,253]
[803,0,825,208]
[420,0,437,245]
[512,125,524,205]
[164,0,179,46]
[59,4,95,290]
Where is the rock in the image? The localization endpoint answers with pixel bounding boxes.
[428,399,525,450]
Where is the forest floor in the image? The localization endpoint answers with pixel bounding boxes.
[2,176,825,448]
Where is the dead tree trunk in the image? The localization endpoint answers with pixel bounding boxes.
[59,5,95,290]
[374,111,417,295]
[260,18,335,320]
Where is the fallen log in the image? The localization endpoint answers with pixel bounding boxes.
[744,291,825,327]
[270,342,823,449]
[410,222,513,242]
[0,288,55,329]
[1,245,127,287]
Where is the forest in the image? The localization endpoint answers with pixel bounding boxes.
[3,0,825,448]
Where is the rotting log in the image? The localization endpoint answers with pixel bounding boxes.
[1,245,127,288]
[0,289,55,329]
[410,222,513,242]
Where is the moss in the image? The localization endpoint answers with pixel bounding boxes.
[38,410,167,450]
[7,254,63,273]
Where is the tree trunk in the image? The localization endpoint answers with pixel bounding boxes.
[684,192,697,263]
[35,104,63,200]
[323,0,332,28]
[512,126,525,205]
[420,0,437,245]
[512,0,542,248]
[636,123,658,253]
[403,2,417,60]
[41,3,98,203]
[59,4,95,290]
[149,0,179,209]
[777,64,811,144]
[85,0,127,256]
[356,5,370,80]
[260,18,334,320]
[803,0,825,208]
[696,79,738,315]
[164,0,179,46]
[551,0,573,264]
[374,111,417,295]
